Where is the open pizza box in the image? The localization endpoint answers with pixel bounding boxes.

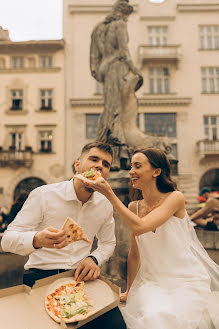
[0,270,120,329]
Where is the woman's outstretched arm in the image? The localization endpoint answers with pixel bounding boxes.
[84,180,185,235]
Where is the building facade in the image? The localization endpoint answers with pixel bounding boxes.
[0,27,65,207]
[64,0,219,210]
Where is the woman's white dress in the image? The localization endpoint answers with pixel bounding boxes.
[121,208,219,329]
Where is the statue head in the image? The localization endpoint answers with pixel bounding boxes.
[112,0,133,17]
[104,0,133,24]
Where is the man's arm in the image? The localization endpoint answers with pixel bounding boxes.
[1,188,44,256]
[190,199,216,221]
[1,187,68,255]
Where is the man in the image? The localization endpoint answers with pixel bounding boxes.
[196,186,211,204]
[191,193,219,231]
[1,141,126,329]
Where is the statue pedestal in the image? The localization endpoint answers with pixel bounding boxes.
[101,171,131,291]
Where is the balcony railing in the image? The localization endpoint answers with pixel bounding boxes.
[197,140,219,157]
[138,45,182,67]
[0,149,33,168]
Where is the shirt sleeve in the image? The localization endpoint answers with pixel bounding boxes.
[1,187,44,256]
[91,202,116,266]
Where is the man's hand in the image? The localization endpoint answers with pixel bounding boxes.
[33,227,68,249]
[74,257,100,282]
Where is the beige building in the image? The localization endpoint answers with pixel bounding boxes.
[1,0,219,210]
[0,27,65,207]
[64,0,219,210]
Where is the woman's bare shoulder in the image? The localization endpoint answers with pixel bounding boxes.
[166,190,185,203]
[128,201,138,213]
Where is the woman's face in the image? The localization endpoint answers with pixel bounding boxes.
[129,152,155,190]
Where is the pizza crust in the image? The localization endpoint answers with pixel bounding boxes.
[74,173,104,184]
[45,279,94,323]
[62,217,91,244]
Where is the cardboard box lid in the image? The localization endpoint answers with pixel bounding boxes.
[0,270,120,329]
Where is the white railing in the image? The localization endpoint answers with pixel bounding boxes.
[197,140,219,155]
[138,45,182,64]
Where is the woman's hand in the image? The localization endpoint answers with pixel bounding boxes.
[120,291,128,303]
[84,179,113,198]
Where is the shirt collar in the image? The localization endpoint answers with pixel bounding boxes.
[65,178,96,203]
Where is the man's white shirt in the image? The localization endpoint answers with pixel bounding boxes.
[1,179,116,270]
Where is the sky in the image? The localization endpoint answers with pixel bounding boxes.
[0,0,62,41]
[0,0,163,41]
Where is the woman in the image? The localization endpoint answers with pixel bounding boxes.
[84,147,219,329]
[0,191,29,232]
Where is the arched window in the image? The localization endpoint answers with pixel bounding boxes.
[200,169,219,192]
[14,177,46,200]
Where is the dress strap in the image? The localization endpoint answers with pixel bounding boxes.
[136,200,140,216]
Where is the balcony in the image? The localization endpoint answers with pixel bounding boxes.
[197,140,219,158]
[138,45,182,68]
[0,149,33,168]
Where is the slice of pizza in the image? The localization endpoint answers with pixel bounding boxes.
[62,217,91,244]
[45,280,93,323]
[74,169,104,184]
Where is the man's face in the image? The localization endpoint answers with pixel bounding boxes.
[75,147,112,180]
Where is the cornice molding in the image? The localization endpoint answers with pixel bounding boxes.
[69,3,138,14]
[0,67,61,74]
[5,124,27,127]
[177,3,219,12]
[70,96,192,107]
[0,40,64,53]
[70,98,104,107]
[138,97,192,106]
[140,16,176,21]
[34,124,57,127]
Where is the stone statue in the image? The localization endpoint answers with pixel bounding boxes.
[90,0,172,170]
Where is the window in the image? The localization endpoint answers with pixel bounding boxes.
[11,90,23,110]
[0,58,5,69]
[11,56,24,68]
[40,89,53,110]
[39,55,52,68]
[171,143,178,160]
[86,114,100,139]
[204,116,219,140]
[144,113,177,159]
[148,67,170,94]
[10,132,24,151]
[201,67,219,93]
[200,26,219,49]
[39,131,53,152]
[28,57,35,68]
[95,81,103,95]
[148,26,168,46]
[144,113,176,137]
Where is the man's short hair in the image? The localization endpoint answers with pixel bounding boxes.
[80,142,113,159]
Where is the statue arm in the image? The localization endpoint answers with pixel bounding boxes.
[90,28,102,81]
[117,21,141,76]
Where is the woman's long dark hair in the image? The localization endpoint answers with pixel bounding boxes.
[129,147,177,201]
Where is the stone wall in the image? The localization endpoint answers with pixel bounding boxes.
[0,233,28,289]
